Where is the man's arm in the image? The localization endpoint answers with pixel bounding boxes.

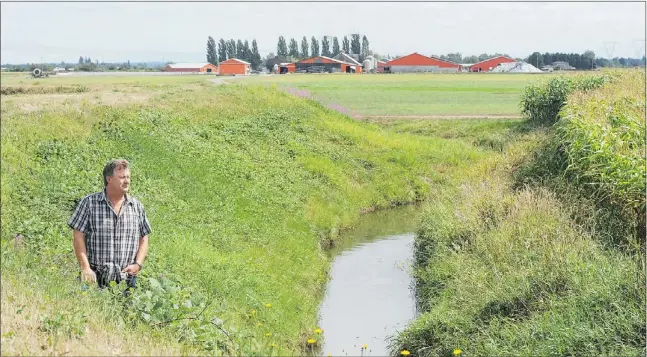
[72,229,96,283]
[123,236,148,275]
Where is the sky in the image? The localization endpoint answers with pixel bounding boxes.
[1,1,645,64]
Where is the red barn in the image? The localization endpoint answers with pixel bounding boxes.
[164,63,218,73]
[218,58,251,75]
[470,56,516,72]
[386,53,460,73]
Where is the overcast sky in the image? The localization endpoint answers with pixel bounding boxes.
[1,2,645,64]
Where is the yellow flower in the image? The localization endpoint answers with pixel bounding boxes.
[265,303,272,308]
[265,332,271,337]
[314,328,323,334]
[257,322,263,327]
[362,344,368,349]
[307,338,317,345]
[453,349,462,356]
[401,350,410,356]
[271,343,278,348]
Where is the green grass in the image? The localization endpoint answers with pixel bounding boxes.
[246,73,555,116]
[0,76,510,356]
[390,69,646,357]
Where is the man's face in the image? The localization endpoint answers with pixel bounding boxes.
[107,167,130,194]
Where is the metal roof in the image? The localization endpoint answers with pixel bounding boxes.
[167,63,212,69]
[220,58,251,65]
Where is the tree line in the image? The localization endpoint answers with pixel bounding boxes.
[205,36,263,70]
[274,34,371,62]
[526,51,646,69]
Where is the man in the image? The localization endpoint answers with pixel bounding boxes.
[68,159,151,289]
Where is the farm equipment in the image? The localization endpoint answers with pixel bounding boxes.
[31,68,52,78]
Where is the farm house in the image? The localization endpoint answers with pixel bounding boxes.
[469,56,517,72]
[164,63,218,73]
[278,63,296,74]
[295,56,362,73]
[218,58,251,75]
[333,52,362,67]
[385,53,460,73]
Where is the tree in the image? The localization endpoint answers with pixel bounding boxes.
[321,36,331,57]
[527,52,544,68]
[78,56,84,64]
[463,55,478,63]
[332,37,340,56]
[446,53,462,63]
[360,35,370,61]
[301,36,309,58]
[243,40,251,63]
[227,39,237,60]
[583,50,595,69]
[342,36,350,53]
[218,38,227,62]
[350,34,361,55]
[236,40,245,59]
[86,57,91,64]
[311,36,320,57]
[289,38,299,59]
[277,36,288,57]
[251,39,262,70]
[206,36,217,65]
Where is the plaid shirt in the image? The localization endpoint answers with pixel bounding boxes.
[68,190,151,283]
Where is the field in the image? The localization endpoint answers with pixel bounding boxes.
[245,73,552,117]
[2,69,642,356]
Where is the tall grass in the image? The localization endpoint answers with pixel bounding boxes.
[393,70,646,356]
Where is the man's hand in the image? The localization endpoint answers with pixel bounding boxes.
[122,264,141,276]
[80,267,97,283]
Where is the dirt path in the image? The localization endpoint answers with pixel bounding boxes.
[357,114,523,120]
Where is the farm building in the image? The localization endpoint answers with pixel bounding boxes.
[385,53,460,73]
[295,56,362,73]
[333,52,362,67]
[278,63,296,74]
[164,63,218,73]
[469,56,516,72]
[218,58,251,75]
[377,60,387,73]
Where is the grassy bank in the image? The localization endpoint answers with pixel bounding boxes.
[1,76,505,355]
[392,69,646,356]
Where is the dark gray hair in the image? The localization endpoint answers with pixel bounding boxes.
[103,159,130,186]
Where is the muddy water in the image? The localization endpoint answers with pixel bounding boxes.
[319,205,420,356]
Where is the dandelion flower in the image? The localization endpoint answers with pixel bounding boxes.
[266,332,271,337]
[307,339,317,345]
[453,349,462,356]
[271,343,278,348]
[265,303,272,308]
[401,350,410,356]
[314,328,323,334]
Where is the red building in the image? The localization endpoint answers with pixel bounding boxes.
[385,53,460,73]
[470,56,516,72]
[218,58,251,75]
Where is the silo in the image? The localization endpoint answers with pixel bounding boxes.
[363,59,373,73]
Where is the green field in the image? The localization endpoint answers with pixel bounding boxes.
[245,73,555,116]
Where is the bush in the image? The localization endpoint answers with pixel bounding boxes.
[520,74,607,126]
[516,69,646,248]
